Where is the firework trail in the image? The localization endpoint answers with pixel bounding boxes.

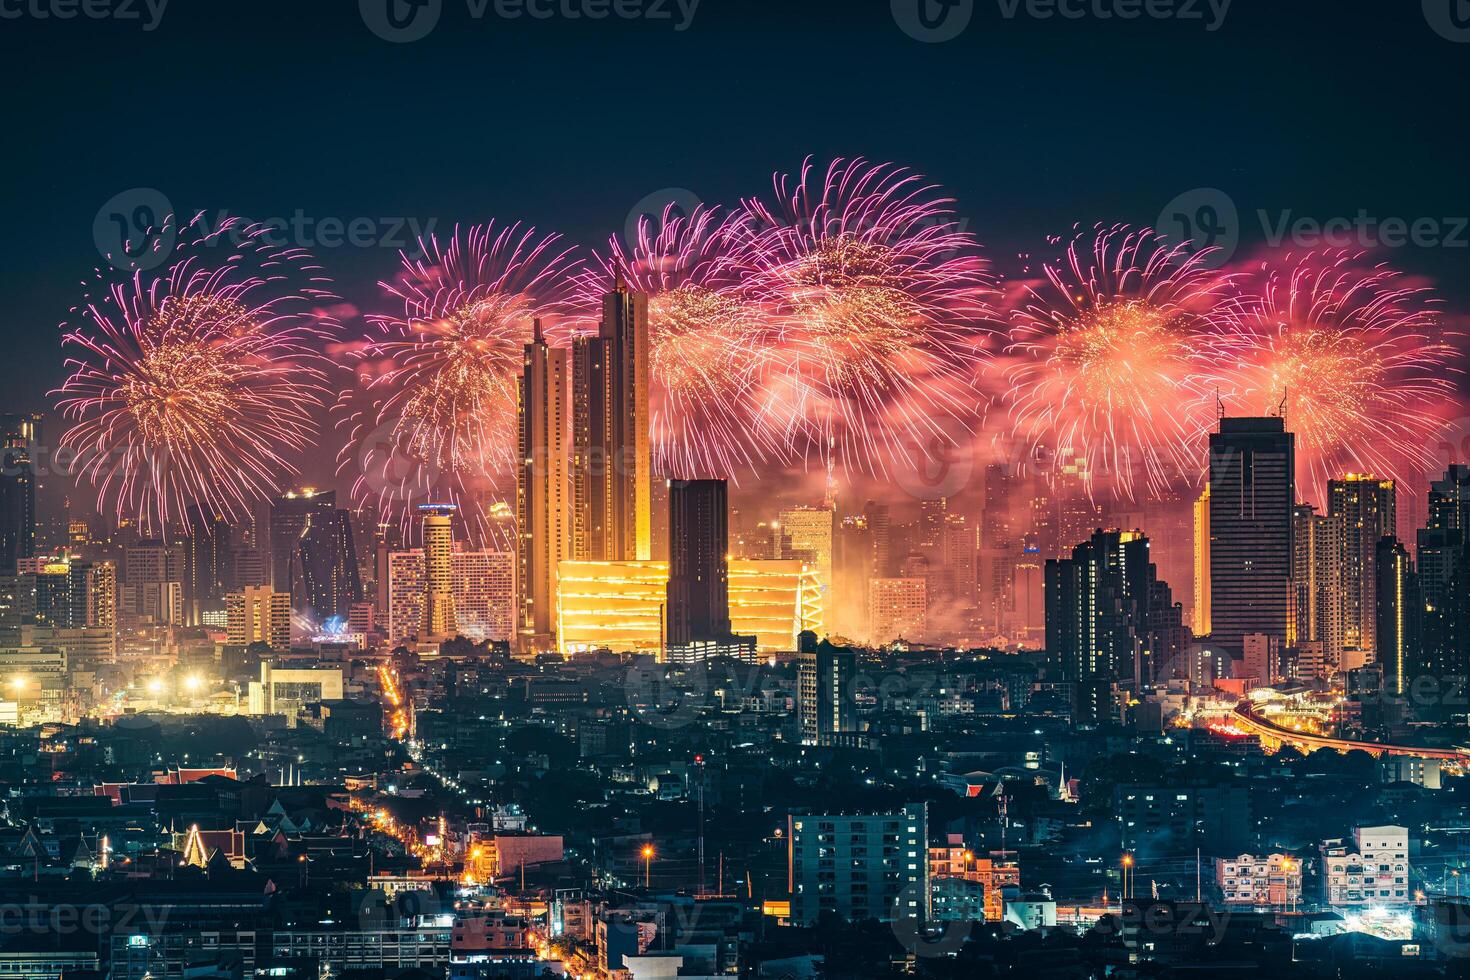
[730,157,997,479]
[54,213,337,536]
[573,203,778,479]
[1002,223,1233,498]
[1201,249,1462,506]
[337,223,580,545]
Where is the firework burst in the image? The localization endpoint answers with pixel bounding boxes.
[1003,223,1232,498]
[55,214,337,534]
[1201,250,1462,505]
[573,204,776,478]
[732,157,996,478]
[337,223,580,544]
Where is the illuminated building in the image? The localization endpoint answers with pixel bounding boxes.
[1242,633,1280,687]
[1329,474,1397,655]
[387,548,515,646]
[1045,530,1163,725]
[787,804,929,926]
[798,641,855,746]
[516,319,570,653]
[556,559,822,656]
[1417,465,1470,682]
[121,540,185,626]
[1292,503,1344,668]
[1216,854,1302,907]
[1375,537,1419,697]
[184,506,231,627]
[269,488,362,623]
[1320,825,1409,907]
[246,662,344,721]
[778,506,833,598]
[226,586,291,652]
[421,505,458,640]
[868,577,926,645]
[1193,484,1211,636]
[571,277,651,562]
[0,414,37,576]
[1209,417,1295,657]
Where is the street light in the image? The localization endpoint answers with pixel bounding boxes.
[641,845,654,889]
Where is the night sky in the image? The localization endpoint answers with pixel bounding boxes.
[3,0,1466,434]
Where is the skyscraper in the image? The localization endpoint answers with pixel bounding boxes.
[0,414,37,577]
[1045,529,1161,725]
[1193,484,1211,635]
[1208,417,1295,658]
[269,489,362,624]
[420,504,457,640]
[778,506,834,596]
[666,479,732,647]
[1418,465,1470,682]
[1292,503,1344,668]
[571,277,651,562]
[516,320,570,652]
[184,506,232,627]
[1375,536,1419,697]
[798,640,856,746]
[1328,474,1397,656]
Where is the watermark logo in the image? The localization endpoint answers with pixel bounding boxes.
[891,0,974,42]
[1157,187,1468,257]
[623,186,703,252]
[360,0,443,43]
[1156,187,1239,267]
[1424,0,1470,42]
[624,656,705,730]
[93,187,175,272]
[892,416,976,500]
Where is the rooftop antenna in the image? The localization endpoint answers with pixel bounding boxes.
[1215,388,1225,420]
[1277,388,1289,425]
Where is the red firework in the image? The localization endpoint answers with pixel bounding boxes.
[1003,223,1233,498]
[730,157,997,478]
[55,213,337,535]
[572,203,778,479]
[336,222,581,545]
[1200,249,1463,506]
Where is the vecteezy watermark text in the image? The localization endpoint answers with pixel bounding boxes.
[0,0,168,30]
[892,0,1229,41]
[360,0,698,43]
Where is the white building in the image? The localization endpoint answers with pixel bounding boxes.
[1216,853,1302,907]
[247,663,344,722]
[1320,825,1410,907]
[387,548,515,646]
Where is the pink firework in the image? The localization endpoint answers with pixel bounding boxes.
[731,157,997,478]
[337,223,580,545]
[55,213,337,535]
[1003,223,1232,498]
[573,203,777,479]
[1201,250,1463,506]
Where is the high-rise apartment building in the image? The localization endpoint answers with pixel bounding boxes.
[1328,474,1397,656]
[420,505,457,640]
[1375,537,1419,696]
[788,803,929,925]
[1045,529,1162,724]
[516,320,570,653]
[798,641,856,746]
[0,414,37,577]
[226,586,292,652]
[1193,484,1211,636]
[269,489,362,623]
[1209,417,1295,657]
[571,278,651,562]
[184,506,231,627]
[387,547,515,646]
[868,577,927,645]
[1418,466,1470,683]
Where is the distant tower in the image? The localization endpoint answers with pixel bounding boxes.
[0,414,37,577]
[517,320,570,653]
[420,505,457,640]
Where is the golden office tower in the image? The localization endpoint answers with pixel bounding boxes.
[571,274,651,562]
